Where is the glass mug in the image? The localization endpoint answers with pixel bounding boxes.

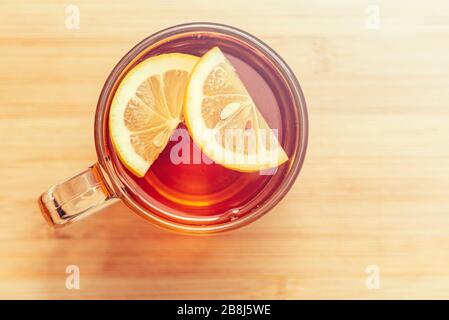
[38,23,308,234]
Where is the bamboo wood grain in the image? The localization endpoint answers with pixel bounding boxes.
[0,0,449,299]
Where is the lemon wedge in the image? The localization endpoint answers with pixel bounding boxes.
[184,47,288,172]
[109,53,199,177]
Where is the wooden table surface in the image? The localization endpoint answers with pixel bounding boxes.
[1,0,449,299]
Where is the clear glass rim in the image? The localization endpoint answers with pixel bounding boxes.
[94,22,308,234]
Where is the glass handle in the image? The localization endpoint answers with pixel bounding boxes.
[38,163,118,227]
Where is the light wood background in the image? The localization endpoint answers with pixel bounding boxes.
[0,0,449,299]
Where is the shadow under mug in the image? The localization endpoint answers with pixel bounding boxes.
[38,23,308,235]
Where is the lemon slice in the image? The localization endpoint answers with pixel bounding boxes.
[109,53,199,177]
[184,47,288,172]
